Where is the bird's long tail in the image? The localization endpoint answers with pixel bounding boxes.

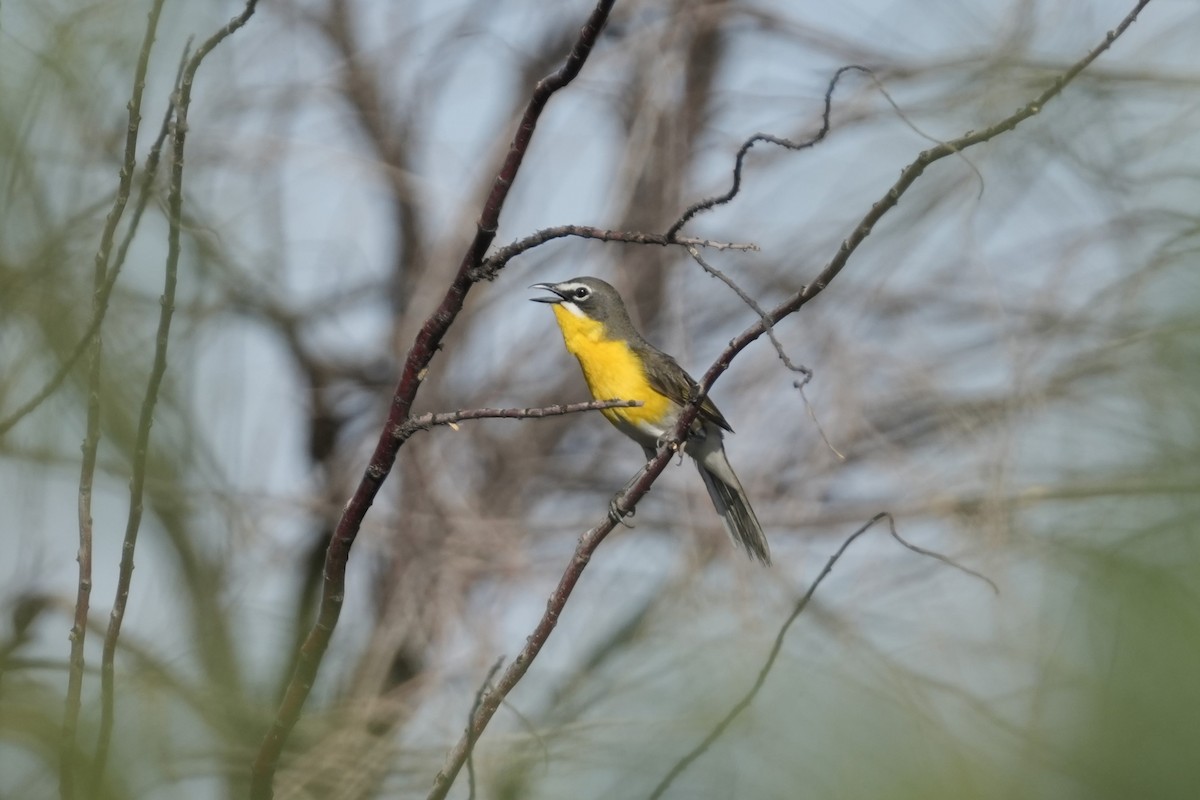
[695,446,770,565]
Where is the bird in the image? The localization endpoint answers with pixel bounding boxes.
[530,276,770,565]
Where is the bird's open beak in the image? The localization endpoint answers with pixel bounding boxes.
[529,283,566,303]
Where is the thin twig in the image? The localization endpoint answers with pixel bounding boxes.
[475,224,758,280]
[683,245,810,377]
[862,70,987,200]
[676,237,758,252]
[396,399,641,439]
[888,525,1000,595]
[424,4,1149,795]
[646,512,995,798]
[665,65,870,240]
[67,293,102,800]
[647,512,888,798]
[60,2,169,798]
[251,3,617,798]
[91,1,259,790]
[684,245,844,460]
[466,657,505,800]
[796,380,845,460]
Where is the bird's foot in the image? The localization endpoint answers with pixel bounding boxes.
[656,432,687,462]
[608,493,636,528]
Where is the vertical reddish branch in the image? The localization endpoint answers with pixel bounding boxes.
[249,2,617,798]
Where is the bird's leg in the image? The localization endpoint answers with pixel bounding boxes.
[656,431,687,463]
[659,421,706,464]
[608,469,643,528]
[608,495,635,528]
[608,441,664,526]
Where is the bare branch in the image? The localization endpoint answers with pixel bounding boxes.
[676,237,759,252]
[683,244,810,379]
[683,245,843,459]
[428,509,625,800]
[476,224,758,279]
[665,64,870,240]
[890,526,1000,595]
[658,0,1153,495]
[397,400,642,439]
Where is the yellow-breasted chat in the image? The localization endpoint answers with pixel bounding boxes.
[531,276,770,565]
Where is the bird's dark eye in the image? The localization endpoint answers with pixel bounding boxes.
[573,286,590,300]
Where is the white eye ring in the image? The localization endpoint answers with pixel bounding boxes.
[573,286,590,300]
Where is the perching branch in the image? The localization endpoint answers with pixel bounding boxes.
[250,3,617,798]
[91,0,259,789]
[426,3,1149,795]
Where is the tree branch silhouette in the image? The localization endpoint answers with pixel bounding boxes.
[426,2,1149,796]
[249,2,618,797]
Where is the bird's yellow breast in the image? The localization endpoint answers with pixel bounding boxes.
[549,304,673,431]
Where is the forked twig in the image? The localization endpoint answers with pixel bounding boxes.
[685,244,846,461]
[466,657,505,800]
